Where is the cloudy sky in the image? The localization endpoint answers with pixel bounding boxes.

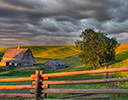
[0,0,128,47]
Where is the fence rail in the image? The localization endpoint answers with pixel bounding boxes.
[0,77,34,82]
[0,85,34,90]
[32,77,128,85]
[0,67,128,99]
[31,89,128,94]
[0,93,35,98]
[31,68,128,78]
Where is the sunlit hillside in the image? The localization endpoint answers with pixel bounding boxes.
[0,44,128,59]
[116,44,128,54]
[0,45,79,59]
[36,45,79,59]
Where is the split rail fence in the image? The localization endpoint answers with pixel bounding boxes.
[1,68,128,99]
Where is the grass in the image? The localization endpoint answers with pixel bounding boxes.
[0,56,128,100]
[0,44,128,99]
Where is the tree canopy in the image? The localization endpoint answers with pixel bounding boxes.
[75,28,120,68]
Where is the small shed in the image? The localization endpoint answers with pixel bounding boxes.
[0,46,34,67]
[45,60,66,70]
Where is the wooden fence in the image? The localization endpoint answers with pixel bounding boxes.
[1,68,128,99]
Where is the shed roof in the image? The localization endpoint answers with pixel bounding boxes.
[50,60,65,66]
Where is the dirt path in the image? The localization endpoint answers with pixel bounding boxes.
[0,67,37,75]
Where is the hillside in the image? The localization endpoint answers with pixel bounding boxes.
[116,44,128,54]
[0,45,79,59]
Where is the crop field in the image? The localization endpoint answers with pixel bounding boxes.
[0,44,128,99]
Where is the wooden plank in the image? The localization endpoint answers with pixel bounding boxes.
[31,68,128,78]
[31,84,49,89]
[43,77,50,79]
[76,96,110,99]
[0,93,34,98]
[60,93,94,99]
[40,70,43,81]
[30,89,128,94]
[0,77,34,82]
[0,85,35,90]
[35,70,40,100]
[44,99,75,100]
[118,77,121,88]
[32,78,128,85]
[41,85,49,89]
[43,96,110,100]
[40,70,43,75]
[40,71,48,98]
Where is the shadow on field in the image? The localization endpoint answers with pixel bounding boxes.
[112,51,128,65]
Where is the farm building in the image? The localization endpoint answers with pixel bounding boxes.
[0,46,34,67]
[45,60,66,70]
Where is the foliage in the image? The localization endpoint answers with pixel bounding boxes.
[75,28,120,67]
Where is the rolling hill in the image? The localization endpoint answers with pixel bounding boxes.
[116,44,128,54]
[0,44,128,59]
[0,45,79,59]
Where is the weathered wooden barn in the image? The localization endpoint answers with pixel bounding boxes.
[45,60,66,70]
[0,46,34,67]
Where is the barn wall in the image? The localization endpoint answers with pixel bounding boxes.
[45,62,56,70]
[0,62,6,66]
[22,50,34,61]
[22,49,34,66]
[45,61,66,70]
[56,65,66,70]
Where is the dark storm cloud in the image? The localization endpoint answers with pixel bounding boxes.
[3,0,34,9]
[0,0,128,47]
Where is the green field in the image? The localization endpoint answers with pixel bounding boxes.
[0,44,128,99]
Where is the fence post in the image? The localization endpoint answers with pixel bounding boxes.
[114,78,117,88]
[40,71,48,98]
[127,72,128,87]
[108,66,111,87]
[109,65,112,79]
[35,70,40,100]
[105,66,108,87]
[109,65,113,88]
[118,77,121,88]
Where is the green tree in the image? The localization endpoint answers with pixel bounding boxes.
[75,28,120,69]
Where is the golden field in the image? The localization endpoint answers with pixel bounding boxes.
[116,44,128,54]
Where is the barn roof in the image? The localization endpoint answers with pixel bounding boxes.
[50,60,66,66]
[2,48,28,59]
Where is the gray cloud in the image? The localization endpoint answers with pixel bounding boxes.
[0,0,128,47]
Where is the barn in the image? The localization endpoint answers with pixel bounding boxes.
[0,46,34,67]
[45,60,66,70]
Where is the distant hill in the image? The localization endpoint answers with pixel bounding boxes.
[0,45,79,59]
[116,44,128,54]
[0,44,128,59]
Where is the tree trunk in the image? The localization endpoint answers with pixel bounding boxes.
[98,61,102,67]
[93,64,96,70]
